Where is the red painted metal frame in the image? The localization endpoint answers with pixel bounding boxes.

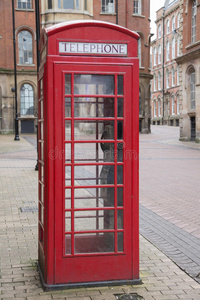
[38,21,139,287]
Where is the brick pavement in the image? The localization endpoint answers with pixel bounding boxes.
[0,131,200,299]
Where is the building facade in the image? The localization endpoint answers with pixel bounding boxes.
[0,0,37,134]
[176,0,200,142]
[40,0,152,134]
[151,0,181,127]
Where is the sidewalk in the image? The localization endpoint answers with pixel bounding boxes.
[0,133,200,300]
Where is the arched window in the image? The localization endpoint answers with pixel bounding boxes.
[166,19,170,34]
[190,71,195,109]
[166,69,169,88]
[18,30,33,64]
[172,16,175,31]
[138,37,141,67]
[158,25,162,38]
[58,0,80,9]
[171,96,175,115]
[154,47,157,66]
[158,45,161,64]
[158,72,161,90]
[172,67,175,86]
[17,0,31,9]
[191,0,197,43]
[101,0,114,13]
[166,41,170,61]
[177,35,180,56]
[177,12,180,28]
[158,99,161,116]
[154,100,157,117]
[20,84,34,115]
[154,74,157,91]
[177,95,180,114]
[139,87,141,115]
[177,65,179,85]
[172,37,175,58]
[133,0,141,14]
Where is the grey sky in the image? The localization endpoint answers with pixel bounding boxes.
[150,0,165,36]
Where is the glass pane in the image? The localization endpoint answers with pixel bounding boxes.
[65,211,71,231]
[65,74,71,94]
[117,121,123,139]
[117,165,123,184]
[74,142,114,162]
[74,74,114,95]
[118,98,123,117]
[74,121,114,140]
[65,235,71,255]
[75,210,114,231]
[117,75,123,95]
[117,142,123,162]
[65,97,71,117]
[74,187,114,208]
[65,189,71,209]
[65,121,71,140]
[74,232,114,254]
[65,166,71,186]
[65,143,71,162]
[117,210,123,229]
[117,232,124,252]
[74,97,114,118]
[74,165,114,186]
[117,187,123,206]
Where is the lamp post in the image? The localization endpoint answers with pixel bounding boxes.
[12,0,20,141]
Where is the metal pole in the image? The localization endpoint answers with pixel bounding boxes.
[35,0,40,171]
[12,0,20,141]
[162,9,165,125]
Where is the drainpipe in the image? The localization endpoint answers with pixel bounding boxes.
[162,8,165,125]
[116,0,118,24]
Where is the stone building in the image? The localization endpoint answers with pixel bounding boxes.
[151,0,181,126]
[175,0,200,142]
[0,0,37,134]
[40,0,152,134]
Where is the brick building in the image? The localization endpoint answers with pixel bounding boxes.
[0,0,37,134]
[176,0,200,142]
[151,0,181,126]
[40,0,152,134]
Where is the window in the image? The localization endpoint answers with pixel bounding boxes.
[154,100,157,117]
[20,84,34,115]
[171,96,175,115]
[101,0,115,13]
[18,31,33,64]
[166,19,170,34]
[158,25,162,38]
[58,0,80,9]
[158,45,161,64]
[158,72,161,90]
[172,37,175,58]
[154,74,157,91]
[166,41,170,61]
[191,0,197,43]
[172,16,175,31]
[172,67,175,86]
[17,0,31,9]
[133,0,141,14]
[85,0,87,10]
[48,0,52,9]
[177,65,179,85]
[177,95,180,114]
[138,37,141,67]
[191,71,195,109]
[166,69,169,88]
[177,13,180,28]
[177,35,180,56]
[154,47,157,66]
[158,100,161,116]
[139,88,141,115]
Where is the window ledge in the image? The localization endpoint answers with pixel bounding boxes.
[15,8,34,12]
[132,14,145,19]
[100,12,116,15]
[186,40,200,50]
[19,115,35,119]
[17,64,35,67]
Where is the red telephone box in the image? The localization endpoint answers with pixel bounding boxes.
[38,20,140,288]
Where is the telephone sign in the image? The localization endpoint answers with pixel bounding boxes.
[38,20,140,289]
